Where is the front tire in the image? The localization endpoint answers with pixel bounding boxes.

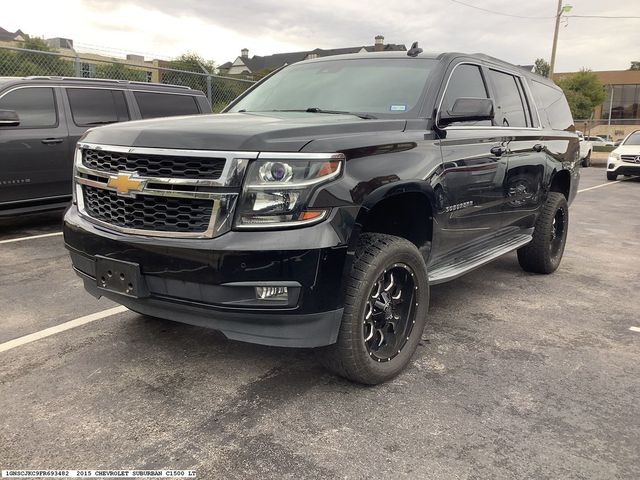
[607,171,618,181]
[517,192,568,274]
[316,233,429,385]
[582,151,591,167]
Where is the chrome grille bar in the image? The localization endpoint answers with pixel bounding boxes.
[74,143,258,238]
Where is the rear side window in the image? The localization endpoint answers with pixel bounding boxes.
[441,64,490,125]
[134,92,200,119]
[530,80,574,131]
[0,87,57,128]
[489,70,530,127]
[67,88,129,126]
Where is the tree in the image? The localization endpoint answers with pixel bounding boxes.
[94,62,147,82]
[161,53,215,93]
[556,69,606,120]
[252,67,275,80]
[533,58,550,78]
[0,36,74,77]
[167,52,215,74]
[629,61,640,71]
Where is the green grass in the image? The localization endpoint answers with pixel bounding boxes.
[593,145,616,152]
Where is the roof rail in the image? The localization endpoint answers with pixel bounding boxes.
[23,76,193,90]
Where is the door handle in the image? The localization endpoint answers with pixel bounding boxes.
[490,146,506,157]
[532,144,544,152]
[41,138,64,145]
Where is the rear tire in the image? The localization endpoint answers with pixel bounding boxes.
[582,151,591,167]
[316,233,429,385]
[607,171,618,181]
[517,192,568,274]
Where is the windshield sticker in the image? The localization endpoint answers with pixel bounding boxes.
[390,104,407,112]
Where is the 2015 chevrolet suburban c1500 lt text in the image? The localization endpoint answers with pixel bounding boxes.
[63,48,580,384]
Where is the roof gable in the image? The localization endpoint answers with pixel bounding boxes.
[0,26,25,42]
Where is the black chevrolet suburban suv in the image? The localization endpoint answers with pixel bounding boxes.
[63,51,579,384]
[0,77,211,216]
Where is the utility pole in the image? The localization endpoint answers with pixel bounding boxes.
[607,84,614,140]
[549,0,563,78]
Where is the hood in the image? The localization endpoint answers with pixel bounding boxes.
[613,144,640,155]
[82,112,407,152]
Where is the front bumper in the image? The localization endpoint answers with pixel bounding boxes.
[607,160,640,176]
[64,206,353,348]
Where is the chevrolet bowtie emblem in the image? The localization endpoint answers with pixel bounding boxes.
[107,172,145,196]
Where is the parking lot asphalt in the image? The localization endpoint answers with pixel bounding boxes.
[1,167,639,479]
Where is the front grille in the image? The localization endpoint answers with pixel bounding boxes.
[621,155,640,164]
[82,185,213,233]
[83,149,226,179]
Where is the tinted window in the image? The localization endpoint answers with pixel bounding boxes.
[0,87,57,128]
[601,84,640,120]
[530,80,574,131]
[67,88,129,126]
[134,92,200,119]
[441,64,489,125]
[489,70,528,127]
[228,58,437,116]
[623,132,640,145]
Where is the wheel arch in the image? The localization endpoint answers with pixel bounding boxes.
[348,180,436,256]
[549,168,571,200]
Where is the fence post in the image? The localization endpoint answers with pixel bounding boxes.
[197,61,213,106]
[69,45,81,77]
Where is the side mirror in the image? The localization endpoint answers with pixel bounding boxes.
[0,109,20,127]
[439,97,494,126]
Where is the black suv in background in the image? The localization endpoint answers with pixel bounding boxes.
[0,77,211,216]
[63,51,579,384]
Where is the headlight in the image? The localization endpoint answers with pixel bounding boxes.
[235,153,344,228]
[609,152,620,162]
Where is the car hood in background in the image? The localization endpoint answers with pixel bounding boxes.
[81,112,408,152]
[613,145,640,155]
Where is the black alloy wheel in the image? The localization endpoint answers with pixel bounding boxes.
[363,264,418,363]
[517,192,569,274]
[316,233,429,385]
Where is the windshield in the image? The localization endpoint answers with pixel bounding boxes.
[623,132,640,145]
[228,58,437,117]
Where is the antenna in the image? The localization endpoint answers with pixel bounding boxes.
[407,41,423,57]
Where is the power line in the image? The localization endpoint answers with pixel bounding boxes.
[447,0,640,20]
[447,0,554,19]
[566,15,640,19]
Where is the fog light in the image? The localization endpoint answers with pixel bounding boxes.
[256,286,288,300]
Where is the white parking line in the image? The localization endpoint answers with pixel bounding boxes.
[0,232,63,245]
[578,175,637,193]
[0,306,128,353]
[630,327,640,333]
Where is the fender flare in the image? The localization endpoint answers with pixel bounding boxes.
[347,179,437,252]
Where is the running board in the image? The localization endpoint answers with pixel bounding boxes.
[428,234,532,285]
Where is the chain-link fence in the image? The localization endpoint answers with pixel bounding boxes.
[0,45,255,112]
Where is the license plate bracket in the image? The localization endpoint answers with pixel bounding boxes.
[95,256,149,298]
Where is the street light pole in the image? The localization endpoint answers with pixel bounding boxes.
[607,84,614,140]
[549,0,563,78]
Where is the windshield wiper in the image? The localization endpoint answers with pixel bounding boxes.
[270,108,377,120]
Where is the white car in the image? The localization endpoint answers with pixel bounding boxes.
[577,131,593,167]
[607,130,640,180]
[586,135,614,147]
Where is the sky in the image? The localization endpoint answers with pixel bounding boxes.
[2,0,639,72]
